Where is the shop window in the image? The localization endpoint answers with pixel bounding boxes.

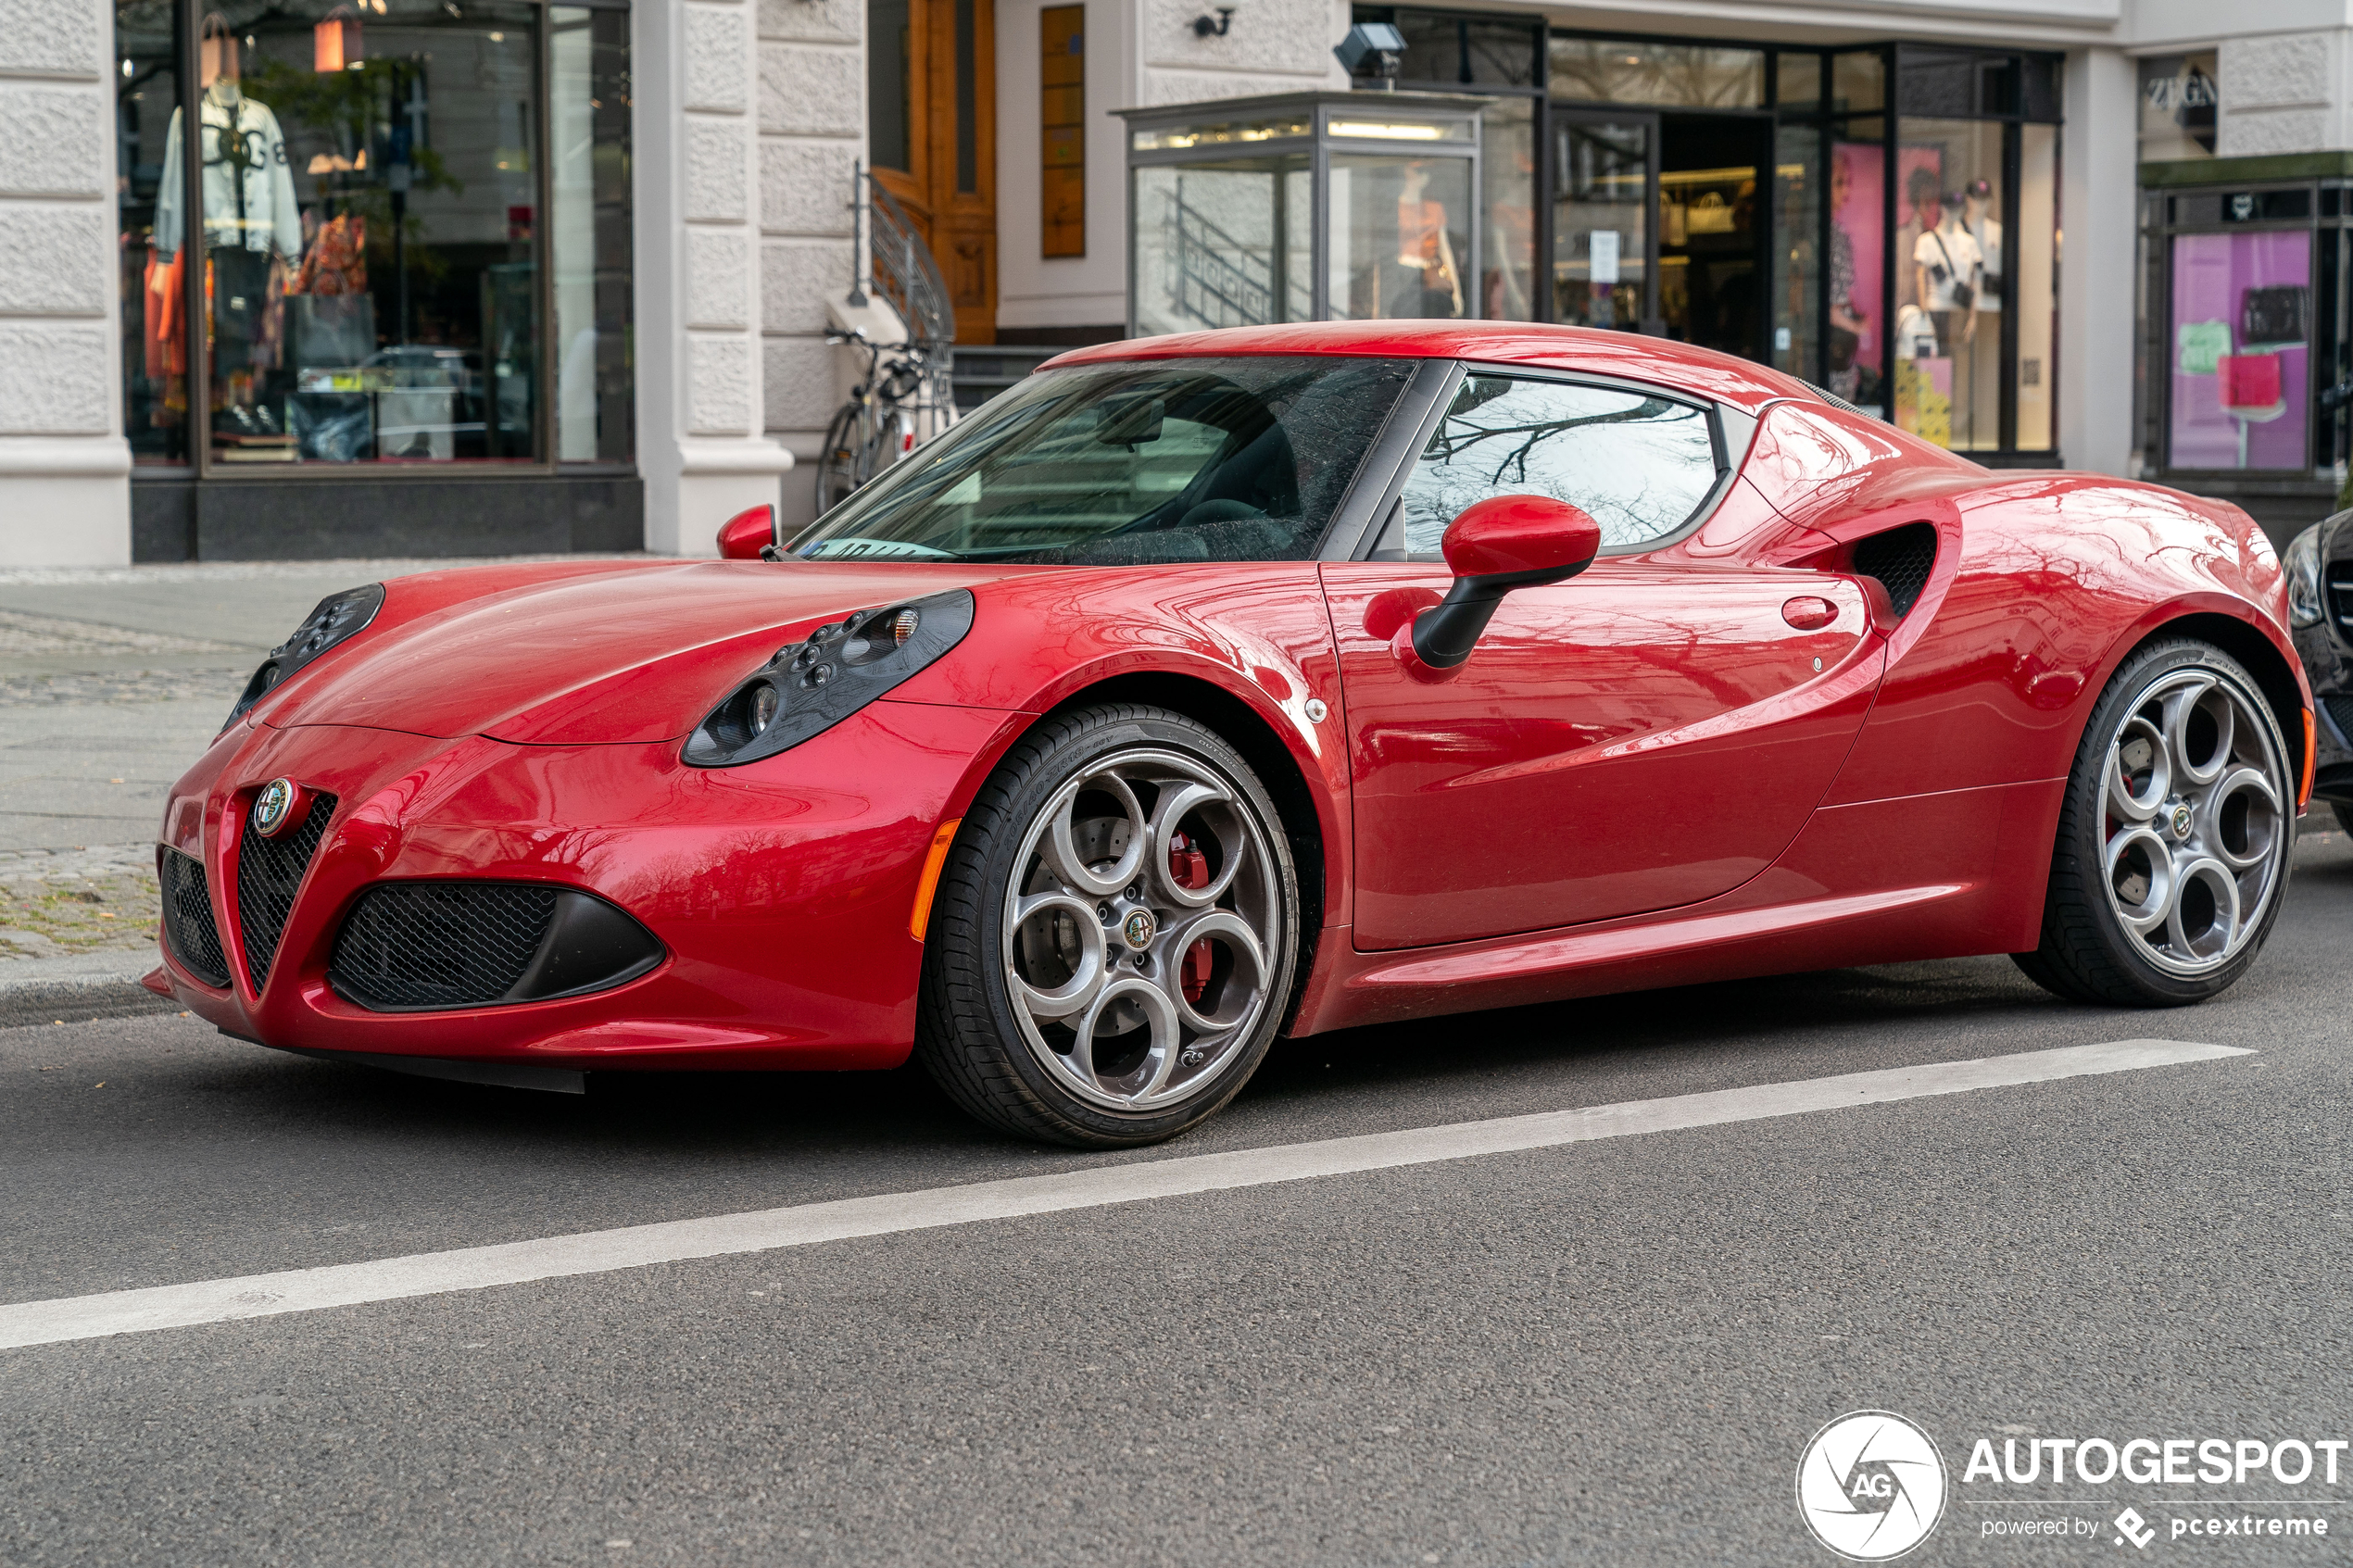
[1352,7,1541,89]
[2168,231,2313,470]
[117,0,186,465]
[1830,51,1884,116]
[1771,122,1819,380]
[1826,128,1886,417]
[552,6,634,466]
[1775,53,1821,113]
[1548,37,1764,110]
[1040,5,1084,258]
[132,2,547,468]
[1890,119,2005,452]
[2016,123,2057,452]
[1481,97,1536,320]
[1552,117,1647,332]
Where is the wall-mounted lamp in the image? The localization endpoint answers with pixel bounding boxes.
[314,5,364,71]
[1191,6,1233,37]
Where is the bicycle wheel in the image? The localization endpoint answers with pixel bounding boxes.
[815,401,874,514]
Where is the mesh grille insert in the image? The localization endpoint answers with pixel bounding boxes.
[2329,565,2353,633]
[330,883,561,1010]
[2325,695,2353,748]
[1853,522,1939,619]
[235,790,336,993]
[160,849,230,988]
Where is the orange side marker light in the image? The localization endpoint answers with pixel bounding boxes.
[909,817,963,941]
[2300,709,2316,809]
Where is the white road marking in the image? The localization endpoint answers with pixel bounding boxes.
[0,1038,2244,1351]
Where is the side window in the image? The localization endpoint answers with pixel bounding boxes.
[1393,375,1721,555]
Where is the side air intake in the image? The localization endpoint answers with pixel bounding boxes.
[160,849,230,988]
[1853,522,1939,619]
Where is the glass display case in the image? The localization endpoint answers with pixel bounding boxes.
[1120,91,1488,336]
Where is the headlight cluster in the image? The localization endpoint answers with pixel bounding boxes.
[683,589,975,768]
[223,583,386,730]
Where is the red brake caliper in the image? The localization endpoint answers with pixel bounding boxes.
[1170,832,1214,1004]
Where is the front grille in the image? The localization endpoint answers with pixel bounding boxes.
[235,789,336,992]
[1853,522,1939,619]
[330,883,560,1010]
[2328,564,2353,634]
[2324,695,2353,748]
[159,849,229,988]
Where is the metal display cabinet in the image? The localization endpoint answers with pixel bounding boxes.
[1120,91,1490,336]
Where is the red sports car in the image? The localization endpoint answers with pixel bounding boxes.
[152,323,2318,1147]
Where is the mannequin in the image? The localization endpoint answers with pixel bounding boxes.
[1912,189,1981,348]
[155,15,302,442]
[1392,164,1464,319]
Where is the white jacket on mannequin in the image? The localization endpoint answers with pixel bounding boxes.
[155,82,302,261]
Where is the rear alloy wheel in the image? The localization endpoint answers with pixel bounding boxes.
[2015,640,2294,1005]
[916,704,1298,1147]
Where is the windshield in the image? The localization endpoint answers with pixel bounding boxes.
[786,355,1415,564]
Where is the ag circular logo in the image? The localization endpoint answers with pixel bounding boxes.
[1121,908,1156,950]
[250,777,301,838]
[1796,1410,1947,1561]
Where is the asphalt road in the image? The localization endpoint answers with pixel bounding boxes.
[1,826,2347,1565]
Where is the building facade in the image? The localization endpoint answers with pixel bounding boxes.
[8,0,2351,566]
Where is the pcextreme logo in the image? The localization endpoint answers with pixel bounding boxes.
[1797,1411,1949,1561]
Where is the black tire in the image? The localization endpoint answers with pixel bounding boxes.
[2334,802,2353,836]
[2013,638,2296,1006]
[915,703,1301,1148]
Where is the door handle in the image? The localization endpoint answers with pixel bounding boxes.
[1781,596,1838,631]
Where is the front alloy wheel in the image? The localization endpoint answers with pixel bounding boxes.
[916,704,1299,1146]
[2016,639,2294,1004]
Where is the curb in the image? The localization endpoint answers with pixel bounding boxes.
[0,951,176,1028]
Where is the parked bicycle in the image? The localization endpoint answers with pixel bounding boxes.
[813,167,960,516]
[816,327,941,514]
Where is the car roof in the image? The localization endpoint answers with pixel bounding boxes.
[1038,320,1828,413]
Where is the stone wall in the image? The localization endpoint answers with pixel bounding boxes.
[756,0,863,527]
[0,0,129,565]
[2218,31,2352,157]
[635,0,794,557]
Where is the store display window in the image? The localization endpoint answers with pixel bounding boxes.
[118,1,187,464]
[115,0,634,475]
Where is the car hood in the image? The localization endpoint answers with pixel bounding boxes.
[258,560,1024,745]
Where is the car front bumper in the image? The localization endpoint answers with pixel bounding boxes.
[150,701,1023,1073]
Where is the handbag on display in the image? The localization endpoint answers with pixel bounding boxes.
[1686,191,1737,235]
[2240,285,2308,346]
[2218,353,2283,411]
[1930,231,1975,311]
[209,245,271,372]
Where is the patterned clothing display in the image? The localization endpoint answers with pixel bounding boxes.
[293,213,367,296]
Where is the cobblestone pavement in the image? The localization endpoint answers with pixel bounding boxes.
[0,556,640,959]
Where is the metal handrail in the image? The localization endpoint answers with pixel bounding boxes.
[1164,191,1276,330]
[863,172,956,357]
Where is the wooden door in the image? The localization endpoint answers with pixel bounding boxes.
[870,0,997,343]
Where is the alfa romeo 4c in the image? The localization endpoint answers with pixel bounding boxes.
[152,323,2318,1146]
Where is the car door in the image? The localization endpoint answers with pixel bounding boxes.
[1322,370,1885,952]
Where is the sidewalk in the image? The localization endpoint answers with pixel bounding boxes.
[0,556,641,1015]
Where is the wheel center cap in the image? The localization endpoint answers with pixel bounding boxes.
[1121,909,1156,950]
[2169,802,2195,841]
